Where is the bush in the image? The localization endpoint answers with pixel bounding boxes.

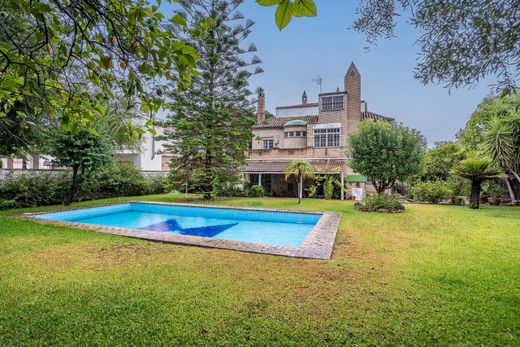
[0,172,69,208]
[411,180,452,204]
[248,184,265,197]
[0,199,15,210]
[146,174,168,194]
[82,163,149,198]
[356,194,404,213]
[0,163,165,209]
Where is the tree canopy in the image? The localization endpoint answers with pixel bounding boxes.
[348,119,426,193]
[257,0,519,91]
[0,0,200,156]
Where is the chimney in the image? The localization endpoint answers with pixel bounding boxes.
[302,91,308,105]
[257,90,265,124]
[344,62,362,134]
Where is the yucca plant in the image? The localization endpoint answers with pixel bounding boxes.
[285,160,314,204]
[483,112,520,202]
[451,158,504,209]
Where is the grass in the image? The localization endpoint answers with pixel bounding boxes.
[1,195,519,346]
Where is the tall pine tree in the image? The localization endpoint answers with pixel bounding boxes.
[162,0,262,199]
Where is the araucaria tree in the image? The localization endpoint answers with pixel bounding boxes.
[163,0,262,199]
[348,120,426,194]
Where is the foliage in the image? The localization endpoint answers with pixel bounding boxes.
[482,111,520,182]
[422,142,466,181]
[0,172,69,208]
[146,175,168,195]
[248,184,265,197]
[0,164,165,209]
[285,159,314,203]
[0,0,199,143]
[411,180,452,204]
[458,92,520,151]
[482,181,508,199]
[256,0,317,30]
[81,163,149,199]
[305,185,317,198]
[313,173,347,199]
[46,129,113,205]
[213,174,246,197]
[162,0,260,199]
[356,193,404,213]
[452,158,504,209]
[348,120,426,193]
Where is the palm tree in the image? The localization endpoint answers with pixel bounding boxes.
[285,160,314,204]
[483,114,520,202]
[452,158,504,209]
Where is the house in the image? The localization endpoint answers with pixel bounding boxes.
[242,62,393,199]
[1,127,173,173]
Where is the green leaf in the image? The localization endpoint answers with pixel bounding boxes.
[256,0,281,6]
[170,14,187,28]
[275,1,293,30]
[292,0,317,17]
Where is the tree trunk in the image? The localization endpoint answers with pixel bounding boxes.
[505,178,516,203]
[65,166,79,206]
[375,181,385,194]
[469,180,481,209]
[298,174,302,204]
[511,169,520,184]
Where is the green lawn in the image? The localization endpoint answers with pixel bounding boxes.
[1,196,519,346]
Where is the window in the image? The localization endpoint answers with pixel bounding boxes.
[314,128,340,147]
[285,131,307,138]
[262,138,274,149]
[321,96,344,111]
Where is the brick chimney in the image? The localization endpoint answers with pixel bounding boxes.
[344,62,361,134]
[302,90,308,105]
[257,90,265,124]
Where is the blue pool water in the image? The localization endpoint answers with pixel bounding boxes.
[33,203,321,247]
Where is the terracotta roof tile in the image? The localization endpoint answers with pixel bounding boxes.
[362,111,394,122]
[253,115,319,129]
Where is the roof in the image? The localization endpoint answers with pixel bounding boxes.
[243,160,346,173]
[283,120,307,126]
[275,103,319,110]
[253,115,319,129]
[362,111,394,122]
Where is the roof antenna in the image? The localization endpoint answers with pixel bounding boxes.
[312,75,322,94]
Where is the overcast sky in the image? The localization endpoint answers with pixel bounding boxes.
[163,1,499,146]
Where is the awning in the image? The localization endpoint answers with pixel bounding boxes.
[346,175,366,183]
[242,160,347,174]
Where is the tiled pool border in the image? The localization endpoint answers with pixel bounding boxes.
[22,201,341,260]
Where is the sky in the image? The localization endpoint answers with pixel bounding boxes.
[164,0,499,146]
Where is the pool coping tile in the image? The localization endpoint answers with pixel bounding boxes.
[21,201,341,260]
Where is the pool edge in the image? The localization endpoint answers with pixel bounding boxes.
[22,201,341,260]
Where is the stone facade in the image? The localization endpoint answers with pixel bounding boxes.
[243,62,393,199]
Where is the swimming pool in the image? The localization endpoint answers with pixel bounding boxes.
[30,202,340,259]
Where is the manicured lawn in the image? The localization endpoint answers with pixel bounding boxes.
[1,196,519,345]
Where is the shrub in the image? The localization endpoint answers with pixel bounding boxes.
[248,184,265,197]
[0,199,15,210]
[146,174,168,194]
[411,180,452,204]
[82,163,149,198]
[356,194,404,213]
[0,172,69,208]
